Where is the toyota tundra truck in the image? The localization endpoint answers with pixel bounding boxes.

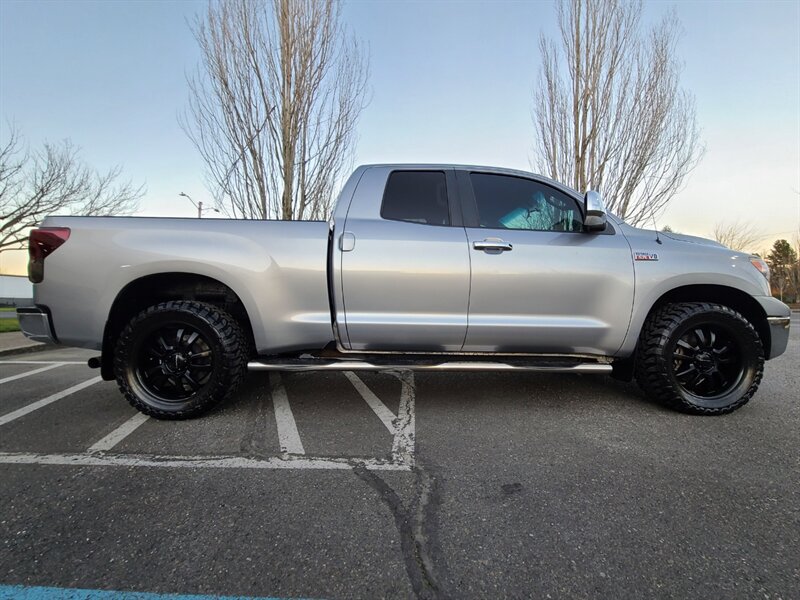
[17,164,791,418]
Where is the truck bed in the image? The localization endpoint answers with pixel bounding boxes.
[34,216,334,354]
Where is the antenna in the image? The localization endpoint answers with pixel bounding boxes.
[653,211,662,245]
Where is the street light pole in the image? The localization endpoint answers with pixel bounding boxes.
[179,192,199,218]
[178,192,217,218]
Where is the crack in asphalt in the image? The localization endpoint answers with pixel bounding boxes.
[354,461,450,600]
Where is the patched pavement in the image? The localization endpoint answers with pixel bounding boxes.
[1,319,798,598]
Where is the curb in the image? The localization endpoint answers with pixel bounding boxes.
[0,343,56,358]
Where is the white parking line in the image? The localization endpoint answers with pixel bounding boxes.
[0,452,411,471]
[0,361,86,365]
[88,413,150,453]
[344,371,397,434]
[269,372,305,455]
[0,376,103,427]
[344,370,416,465]
[0,367,416,471]
[0,363,63,384]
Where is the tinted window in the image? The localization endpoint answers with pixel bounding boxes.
[381,171,450,226]
[470,173,583,232]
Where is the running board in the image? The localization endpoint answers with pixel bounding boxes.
[247,357,612,373]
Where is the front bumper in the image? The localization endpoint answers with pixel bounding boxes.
[16,307,57,344]
[767,315,791,360]
[754,296,791,359]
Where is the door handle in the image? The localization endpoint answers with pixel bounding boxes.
[473,239,513,252]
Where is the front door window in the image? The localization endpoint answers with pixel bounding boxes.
[469,172,583,232]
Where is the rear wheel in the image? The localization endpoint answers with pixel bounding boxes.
[635,302,764,415]
[114,301,246,419]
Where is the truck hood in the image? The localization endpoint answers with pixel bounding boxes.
[660,231,726,249]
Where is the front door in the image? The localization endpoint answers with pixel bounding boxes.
[459,170,635,355]
[339,167,470,351]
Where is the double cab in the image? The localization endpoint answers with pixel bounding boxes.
[19,164,791,418]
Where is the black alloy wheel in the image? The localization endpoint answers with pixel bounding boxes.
[136,323,215,401]
[670,323,744,399]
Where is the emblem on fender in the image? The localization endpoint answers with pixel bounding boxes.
[634,252,659,261]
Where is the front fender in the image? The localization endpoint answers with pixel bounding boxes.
[617,249,770,357]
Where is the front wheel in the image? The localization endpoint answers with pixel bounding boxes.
[635,302,764,415]
[114,301,247,419]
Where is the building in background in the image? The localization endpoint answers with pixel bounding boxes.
[0,274,32,306]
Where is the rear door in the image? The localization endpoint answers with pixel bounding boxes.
[459,170,634,355]
[339,167,470,351]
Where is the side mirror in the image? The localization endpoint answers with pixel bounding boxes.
[583,190,607,233]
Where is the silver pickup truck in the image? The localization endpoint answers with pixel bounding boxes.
[19,164,791,418]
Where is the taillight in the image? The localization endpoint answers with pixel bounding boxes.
[28,227,70,283]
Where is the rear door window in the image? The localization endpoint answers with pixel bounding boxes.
[381,171,450,226]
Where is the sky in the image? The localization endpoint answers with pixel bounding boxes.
[1,0,798,275]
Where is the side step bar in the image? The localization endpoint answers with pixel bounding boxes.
[248,358,612,373]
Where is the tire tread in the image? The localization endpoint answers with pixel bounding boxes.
[634,302,764,415]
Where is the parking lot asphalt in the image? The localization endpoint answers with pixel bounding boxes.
[1,317,798,599]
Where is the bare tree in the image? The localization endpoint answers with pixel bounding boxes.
[713,220,763,252]
[0,126,143,253]
[532,0,703,226]
[182,0,369,220]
